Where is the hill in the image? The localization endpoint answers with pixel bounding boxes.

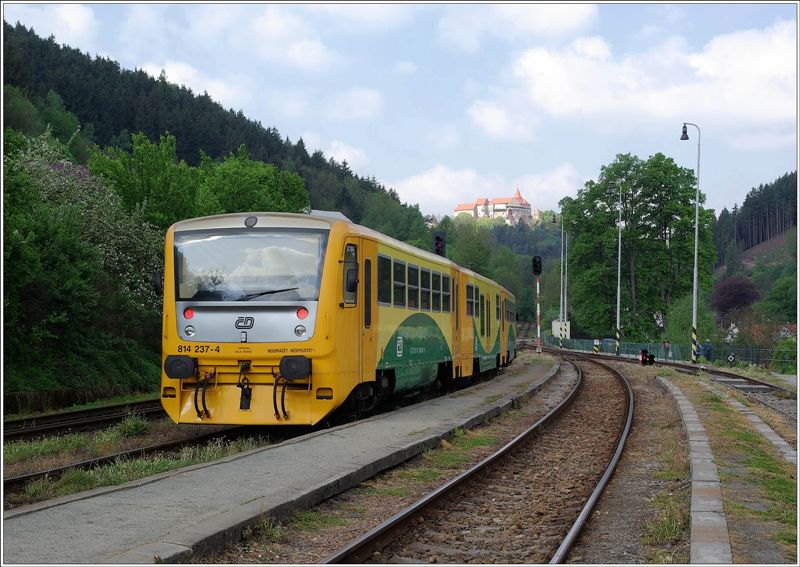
[2,21,430,246]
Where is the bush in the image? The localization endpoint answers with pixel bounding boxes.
[771,338,797,374]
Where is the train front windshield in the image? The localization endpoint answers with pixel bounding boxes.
[174,229,329,302]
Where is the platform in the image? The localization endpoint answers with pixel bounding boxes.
[3,359,559,564]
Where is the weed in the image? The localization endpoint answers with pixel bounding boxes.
[643,492,689,546]
[359,485,409,498]
[254,517,288,543]
[290,511,346,531]
[395,468,442,482]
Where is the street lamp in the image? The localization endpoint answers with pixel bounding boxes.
[615,182,622,356]
[681,122,701,364]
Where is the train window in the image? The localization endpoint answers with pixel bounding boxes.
[475,286,480,320]
[432,272,441,311]
[407,265,419,309]
[365,259,372,327]
[377,256,391,304]
[496,294,500,320]
[343,244,358,305]
[442,275,451,312]
[393,260,406,308]
[480,294,485,335]
[420,269,431,310]
[466,284,474,317]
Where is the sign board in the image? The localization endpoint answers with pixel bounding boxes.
[727,353,735,363]
[551,320,571,339]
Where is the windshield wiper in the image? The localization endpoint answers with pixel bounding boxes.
[236,287,299,301]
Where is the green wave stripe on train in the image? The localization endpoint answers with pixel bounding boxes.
[377,313,452,393]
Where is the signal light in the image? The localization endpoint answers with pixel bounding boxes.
[296,307,309,320]
[532,255,542,276]
[433,233,446,256]
[183,308,195,320]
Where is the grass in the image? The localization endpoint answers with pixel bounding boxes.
[4,391,160,421]
[251,516,289,544]
[4,414,151,464]
[686,379,798,556]
[643,492,690,546]
[289,511,346,531]
[11,437,262,506]
[358,485,410,498]
[394,468,442,483]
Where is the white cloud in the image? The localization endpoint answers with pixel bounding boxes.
[438,4,598,52]
[468,100,533,140]
[247,6,340,70]
[305,4,414,31]
[325,140,369,170]
[141,61,250,110]
[4,4,99,51]
[389,163,586,216]
[389,165,507,212]
[325,88,382,120]
[513,163,587,211]
[394,61,418,75]
[507,21,796,147]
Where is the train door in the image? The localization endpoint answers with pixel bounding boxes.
[342,239,361,380]
[451,269,460,378]
[360,239,377,383]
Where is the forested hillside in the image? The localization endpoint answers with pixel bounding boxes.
[2,21,429,246]
[713,171,796,268]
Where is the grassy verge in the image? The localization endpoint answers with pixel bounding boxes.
[642,410,690,563]
[5,433,263,509]
[4,391,160,421]
[677,378,797,560]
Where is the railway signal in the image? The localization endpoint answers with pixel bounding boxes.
[532,255,542,276]
[433,233,446,256]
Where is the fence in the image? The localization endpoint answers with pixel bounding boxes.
[540,335,796,371]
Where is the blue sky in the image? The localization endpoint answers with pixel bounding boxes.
[3,2,797,219]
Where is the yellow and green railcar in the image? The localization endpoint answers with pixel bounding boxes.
[159,211,517,426]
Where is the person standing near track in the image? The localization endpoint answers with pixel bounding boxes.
[662,339,670,360]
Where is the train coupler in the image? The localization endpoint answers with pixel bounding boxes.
[237,377,252,410]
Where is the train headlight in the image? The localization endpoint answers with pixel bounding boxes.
[185,325,196,337]
[294,325,306,337]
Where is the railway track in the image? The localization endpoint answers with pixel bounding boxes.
[520,340,795,420]
[3,427,242,493]
[4,398,165,441]
[324,353,633,564]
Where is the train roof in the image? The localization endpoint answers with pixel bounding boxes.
[170,211,514,297]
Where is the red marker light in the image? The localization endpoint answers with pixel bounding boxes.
[183,308,194,320]
[296,307,309,320]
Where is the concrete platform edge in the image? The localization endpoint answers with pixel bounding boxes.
[656,376,733,564]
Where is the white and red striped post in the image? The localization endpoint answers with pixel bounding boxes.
[536,275,541,352]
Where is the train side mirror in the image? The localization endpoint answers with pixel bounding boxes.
[346,268,359,293]
[152,270,164,295]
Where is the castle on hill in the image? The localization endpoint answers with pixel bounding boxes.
[454,186,541,225]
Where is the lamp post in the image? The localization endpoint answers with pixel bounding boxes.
[559,215,564,349]
[681,122,701,364]
[615,182,622,356]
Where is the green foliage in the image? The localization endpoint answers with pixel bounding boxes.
[757,273,797,323]
[197,145,308,215]
[561,152,715,340]
[3,131,162,394]
[448,216,494,275]
[664,293,718,346]
[4,22,427,242]
[771,338,797,374]
[4,84,44,135]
